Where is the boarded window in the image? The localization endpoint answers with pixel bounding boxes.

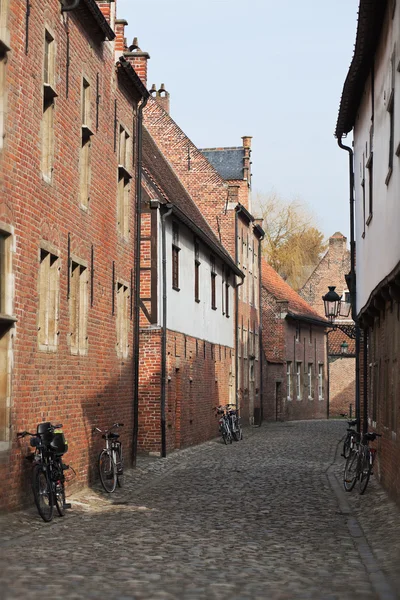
[69,261,88,355]
[42,30,56,180]
[116,282,129,358]
[38,248,59,350]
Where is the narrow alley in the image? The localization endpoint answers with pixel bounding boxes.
[1,420,399,600]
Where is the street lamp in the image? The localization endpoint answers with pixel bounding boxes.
[322,286,342,323]
[340,341,349,355]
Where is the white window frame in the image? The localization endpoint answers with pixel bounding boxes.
[286,361,292,400]
[318,364,324,400]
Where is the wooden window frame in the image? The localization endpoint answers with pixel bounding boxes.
[38,248,59,352]
[69,259,88,355]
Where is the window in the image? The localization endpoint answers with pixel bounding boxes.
[0,50,6,150]
[0,230,12,316]
[366,125,373,224]
[296,362,302,400]
[225,282,230,318]
[295,323,300,342]
[308,364,313,399]
[286,362,292,400]
[117,125,131,237]
[38,248,59,351]
[194,241,200,303]
[116,282,129,358]
[309,326,312,344]
[211,255,216,310]
[69,260,88,355]
[386,50,396,185]
[318,364,324,400]
[361,155,366,237]
[172,223,180,291]
[42,30,56,181]
[80,78,92,208]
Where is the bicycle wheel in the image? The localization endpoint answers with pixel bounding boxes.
[343,450,358,492]
[342,435,351,459]
[359,450,372,495]
[32,464,54,522]
[220,425,228,445]
[115,444,124,488]
[225,422,233,444]
[98,450,117,493]
[232,422,242,441]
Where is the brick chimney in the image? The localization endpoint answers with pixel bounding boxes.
[123,37,150,88]
[242,136,252,186]
[114,19,128,58]
[96,0,116,30]
[149,83,170,114]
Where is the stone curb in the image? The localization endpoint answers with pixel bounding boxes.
[326,466,398,600]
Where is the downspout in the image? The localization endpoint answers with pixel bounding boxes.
[61,0,81,11]
[161,204,173,458]
[235,208,244,412]
[258,231,265,426]
[132,94,148,467]
[337,136,361,433]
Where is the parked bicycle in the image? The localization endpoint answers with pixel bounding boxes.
[226,404,243,441]
[17,422,70,522]
[343,431,382,494]
[341,418,359,459]
[92,423,124,493]
[214,406,233,444]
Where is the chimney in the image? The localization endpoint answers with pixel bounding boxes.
[242,136,252,186]
[114,19,128,58]
[123,37,150,88]
[96,0,116,29]
[150,83,170,114]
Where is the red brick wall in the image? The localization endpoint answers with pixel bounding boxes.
[261,288,327,422]
[0,1,140,510]
[329,357,356,417]
[138,329,234,454]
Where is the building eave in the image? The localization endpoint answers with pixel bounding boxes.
[335,0,388,138]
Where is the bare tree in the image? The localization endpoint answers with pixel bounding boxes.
[256,192,327,290]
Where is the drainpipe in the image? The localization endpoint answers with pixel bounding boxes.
[132,94,148,467]
[61,0,80,11]
[337,136,361,433]
[235,208,244,413]
[161,204,173,458]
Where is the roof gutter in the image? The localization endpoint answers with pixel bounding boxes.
[285,311,329,329]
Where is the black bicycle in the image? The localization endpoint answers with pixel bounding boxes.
[226,404,243,441]
[93,423,124,493]
[341,419,359,459]
[343,431,382,494]
[17,422,70,522]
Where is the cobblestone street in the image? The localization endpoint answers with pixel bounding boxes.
[1,420,400,600]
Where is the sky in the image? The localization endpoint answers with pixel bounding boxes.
[117,0,359,240]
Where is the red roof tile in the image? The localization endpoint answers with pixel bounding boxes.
[261,260,328,325]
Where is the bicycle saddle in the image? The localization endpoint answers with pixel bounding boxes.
[102,432,120,440]
[347,420,357,427]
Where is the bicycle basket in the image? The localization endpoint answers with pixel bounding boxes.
[49,431,68,455]
[37,422,53,444]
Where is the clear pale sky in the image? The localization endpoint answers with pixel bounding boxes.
[118,0,359,240]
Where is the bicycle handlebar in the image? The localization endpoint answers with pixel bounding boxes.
[92,423,124,434]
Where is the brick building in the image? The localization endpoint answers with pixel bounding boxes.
[300,233,356,417]
[336,0,400,504]
[129,69,265,426]
[261,261,328,421]
[0,0,148,510]
[137,126,242,454]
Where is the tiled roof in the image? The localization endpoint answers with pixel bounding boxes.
[142,127,241,276]
[328,328,356,355]
[199,147,244,180]
[261,260,328,325]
